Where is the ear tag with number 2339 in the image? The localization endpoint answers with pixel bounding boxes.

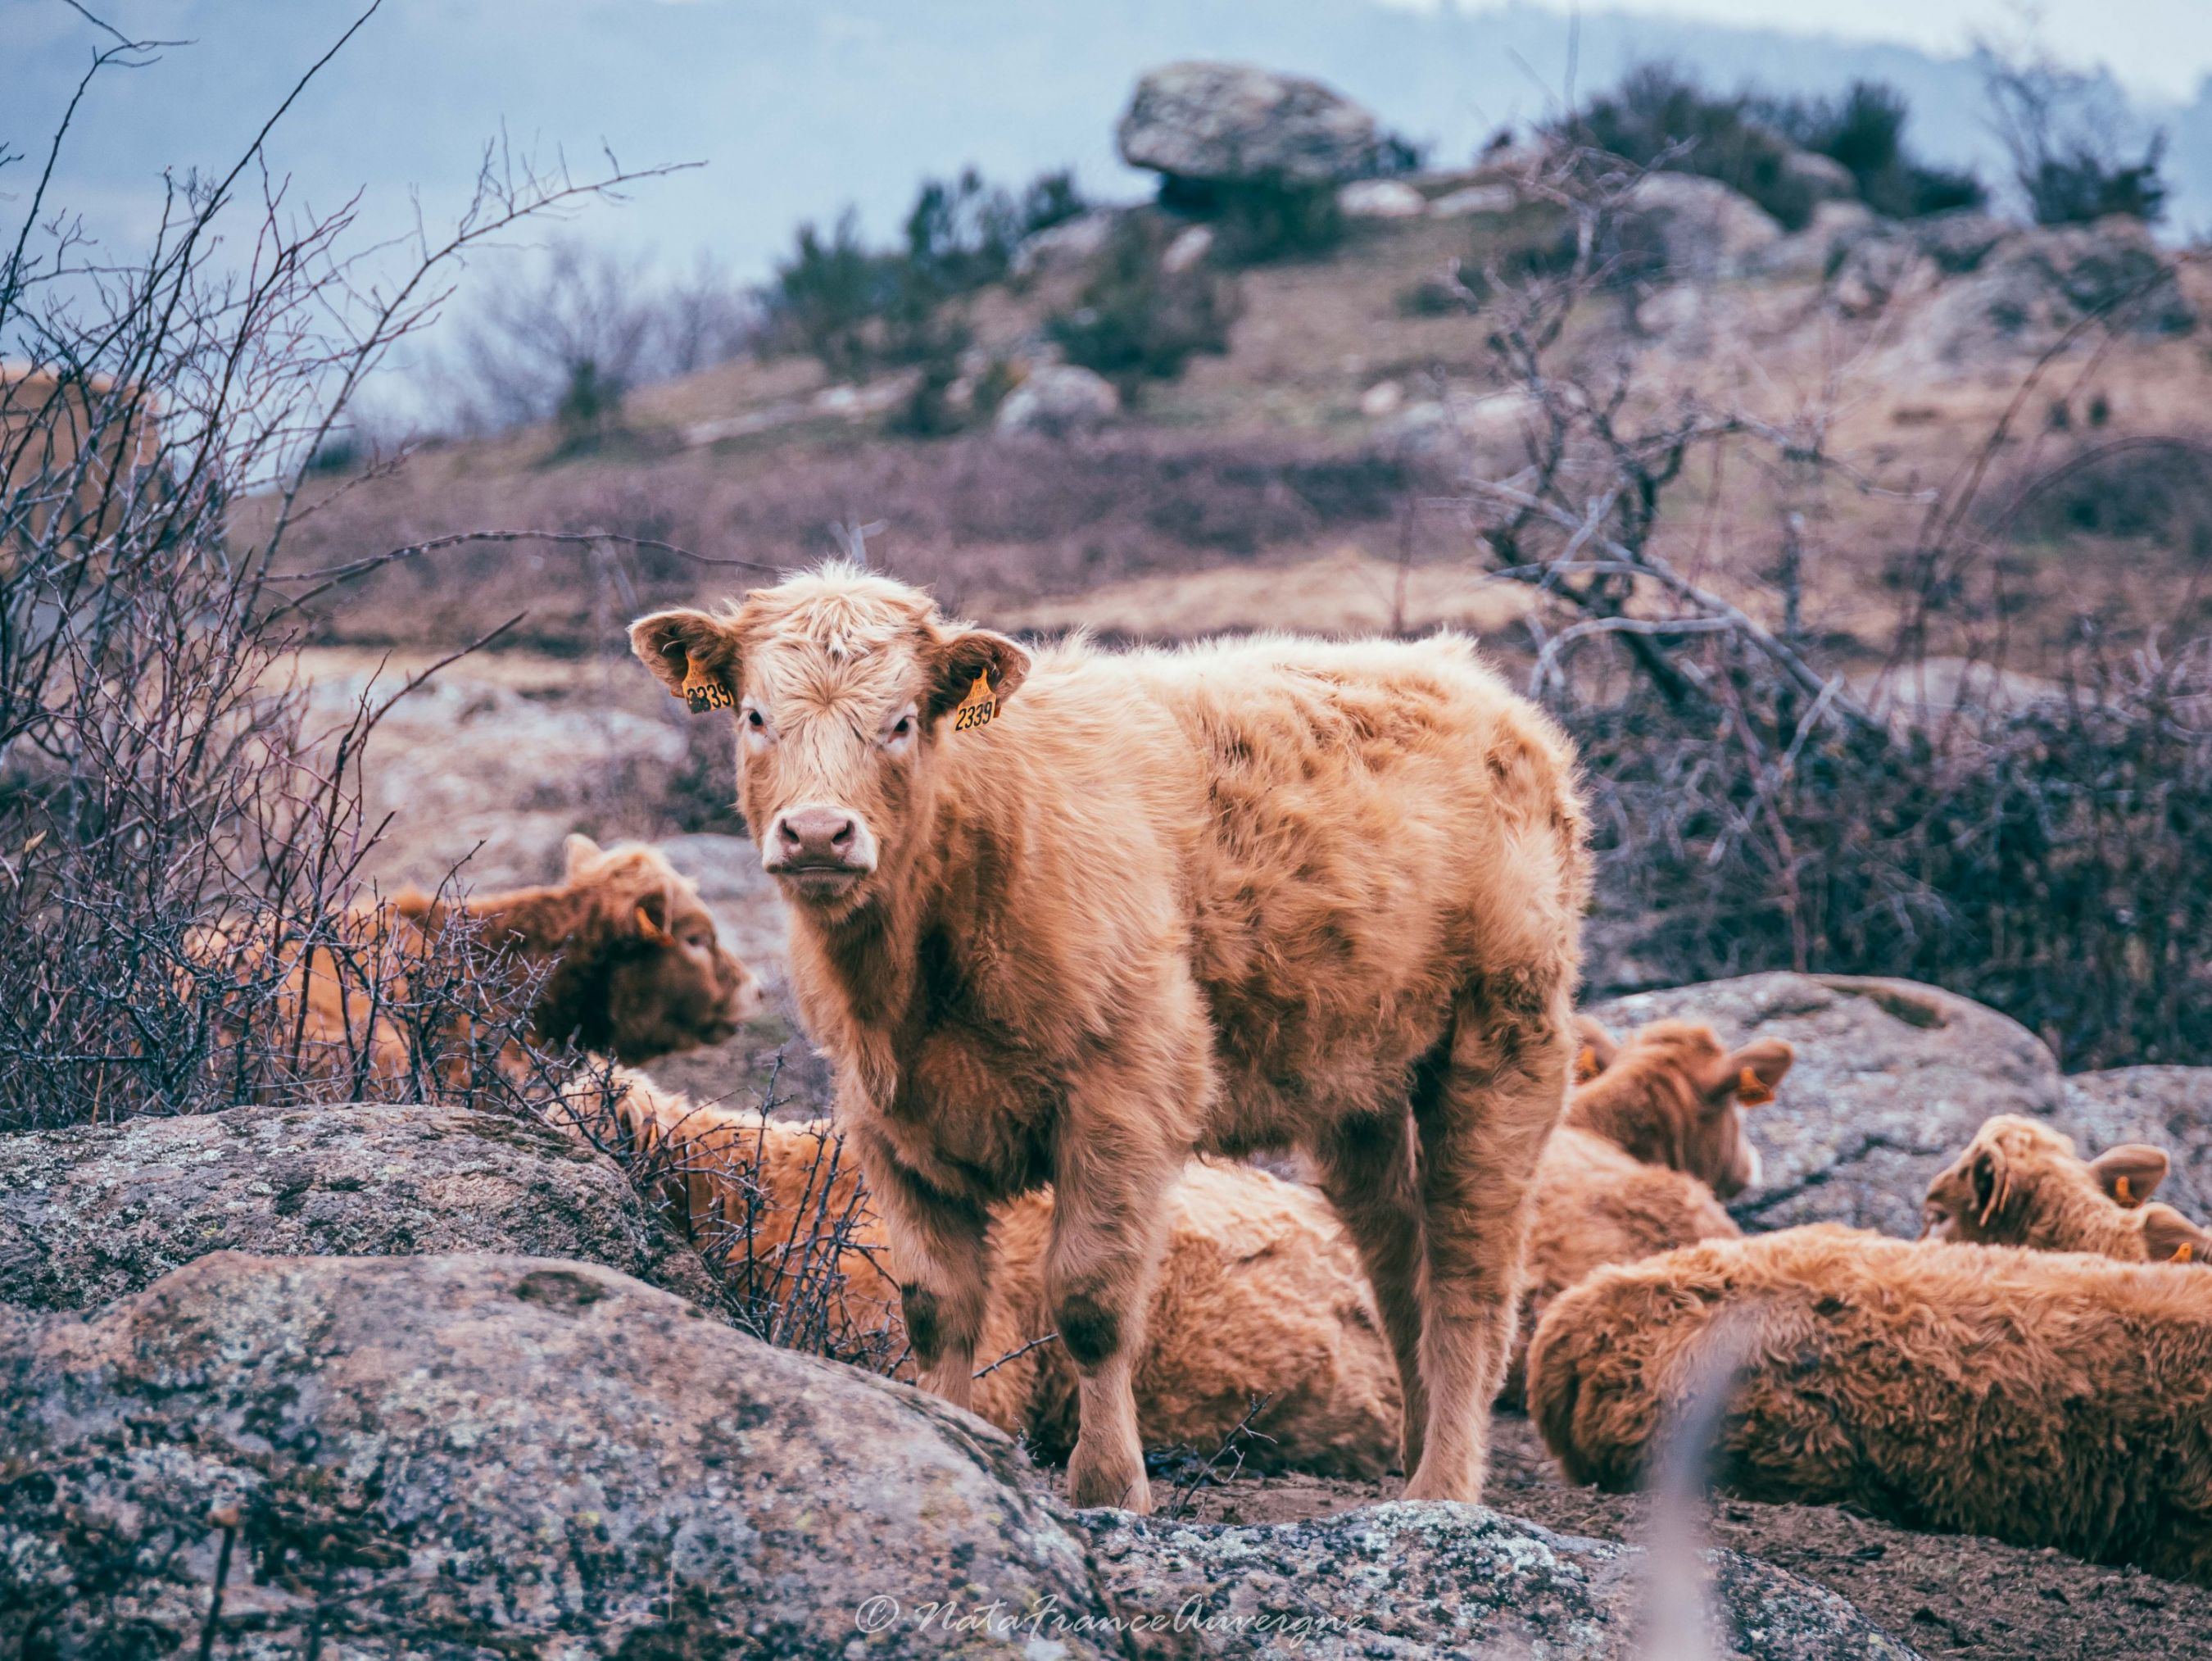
[953,672,996,733]
[680,652,733,715]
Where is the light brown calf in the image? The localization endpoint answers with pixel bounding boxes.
[601,1078,1403,1475]
[1922,1113,2212,1265]
[224,835,757,1076]
[632,565,1589,1508]
[1500,1018,1792,1402]
[1527,1225,2212,1584]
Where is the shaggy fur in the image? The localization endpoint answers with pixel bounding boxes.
[1498,1018,1788,1403]
[1923,1114,2212,1264]
[632,565,1589,1508]
[1526,1225,2212,1584]
[601,1078,1403,1476]
[244,835,758,1075]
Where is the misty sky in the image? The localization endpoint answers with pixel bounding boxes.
[1413,1,2212,101]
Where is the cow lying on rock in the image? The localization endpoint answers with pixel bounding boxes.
[1501,1017,1791,1402]
[632,565,1590,1508]
[1526,1224,2212,1584]
[1923,1114,2212,1265]
[222,834,758,1077]
[594,1074,1403,1477]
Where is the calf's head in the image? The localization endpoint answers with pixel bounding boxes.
[630,568,1030,919]
[1920,1113,2201,1261]
[1566,1017,1793,1198]
[399,835,760,1064]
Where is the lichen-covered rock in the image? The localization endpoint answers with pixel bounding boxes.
[1081,1503,1922,1659]
[1588,974,2063,1237]
[0,1252,1117,1659]
[1622,173,1784,280]
[2057,1067,2212,1221]
[0,1103,719,1312]
[1902,216,2195,363]
[1117,61,1380,185]
[1337,178,1426,219]
[995,363,1121,438]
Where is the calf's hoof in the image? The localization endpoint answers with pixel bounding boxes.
[1067,1444,1153,1513]
[1402,1459,1482,1504]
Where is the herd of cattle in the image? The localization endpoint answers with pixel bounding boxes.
[244,565,2211,1587]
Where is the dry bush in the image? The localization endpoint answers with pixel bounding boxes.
[1429,143,2212,1069]
[0,11,675,1132]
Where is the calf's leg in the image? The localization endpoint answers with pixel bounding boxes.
[1311,1107,1429,1475]
[854,1130,992,1410]
[1046,1099,1179,1513]
[1405,978,1571,1503]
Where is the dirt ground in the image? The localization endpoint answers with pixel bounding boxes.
[1143,1414,2212,1661]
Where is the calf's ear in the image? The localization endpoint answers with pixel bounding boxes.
[2088,1143,2170,1207]
[1970,1143,2013,1228]
[631,609,743,711]
[2141,1202,2211,1265]
[929,627,1031,722]
[563,833,605,880]
[1716,1037,1794,1108]
[1571,1015,1619,1083]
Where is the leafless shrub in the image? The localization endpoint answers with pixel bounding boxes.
[555,1060,909,1376]
[1433,146,2212,1069]
[0,6,682,1131]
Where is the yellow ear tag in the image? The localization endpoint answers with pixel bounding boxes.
[2175,1242,2195,1264]
[952,671,997,734]
[1574,1046,1602,1084]
[2115,1175,2134,1205]
[1736,1068,1775,1107]
[680,653,733,715]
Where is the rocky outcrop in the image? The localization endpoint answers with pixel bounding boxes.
[0,1102,719,1313]
[1589,973,2064,1237]
[1902,215,2195,362]
[1623,173,1784,281]
[995,364,1121,438]
[2057,1067,2212,1221]
[1083,1504,1922,1659]
[1117,62,1380,186]
[0,1252,1112,1659]
[0,1250,1922,1659]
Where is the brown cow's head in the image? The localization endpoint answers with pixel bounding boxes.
[629,567,1031,921]
[1566,1017,1793,1199]
[398,835,761,1064]
[1920,1113,2175,1250]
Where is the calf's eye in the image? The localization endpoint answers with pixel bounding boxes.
[746,709,765,729]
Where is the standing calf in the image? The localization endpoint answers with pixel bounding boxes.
[632,566,1589,1508]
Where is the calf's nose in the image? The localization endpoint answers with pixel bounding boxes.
[773,806,861,866]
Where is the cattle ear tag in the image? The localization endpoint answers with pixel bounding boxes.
[952,671,997,734]
[2116,1175,2134,1204]
[1574,1046,1602,1084]
[1736,1068,1775,1106]
[679,653,733,715]
[2176,1241,2196,1264]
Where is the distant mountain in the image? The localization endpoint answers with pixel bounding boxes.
[8,1,2207,296]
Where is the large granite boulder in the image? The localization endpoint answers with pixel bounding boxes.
[1622,173,1784,281]
[0,1102,719,1312]
[2056,1067,2212,1221]
[0,1251,1921,1659]
[1588,973,2064,1237]
[0,1252,1113,1659]
[1117,61,1380,186]
[995,363,1122,438]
